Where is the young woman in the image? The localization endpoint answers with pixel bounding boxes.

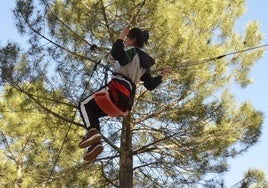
[79,26,171,162]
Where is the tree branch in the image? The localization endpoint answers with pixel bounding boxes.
[10,83,84,128]
[15,4,98,64]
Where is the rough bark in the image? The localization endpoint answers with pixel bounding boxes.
[119,113,133,188]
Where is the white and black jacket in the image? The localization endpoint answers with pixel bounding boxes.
[111,39,162,91]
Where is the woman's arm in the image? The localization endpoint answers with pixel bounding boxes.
[111,25,133,65]
[140,70,162,91]
[111,40,135,66]
[140,66,172,91]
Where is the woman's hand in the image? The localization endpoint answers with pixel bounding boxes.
[119,25,131,40]
[160,66,172,77]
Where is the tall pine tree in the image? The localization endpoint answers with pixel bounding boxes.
[0,0,265,187]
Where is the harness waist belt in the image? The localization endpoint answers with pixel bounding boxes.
[112,73,133,91]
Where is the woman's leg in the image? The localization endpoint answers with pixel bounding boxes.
[78,94,107,149]
[79,94,107,131]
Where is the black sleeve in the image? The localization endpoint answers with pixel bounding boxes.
[111,39,130,66]
[140,70,162,91]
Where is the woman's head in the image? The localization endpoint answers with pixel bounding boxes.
[125,28,149,48]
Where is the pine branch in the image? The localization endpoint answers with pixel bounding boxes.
[15,3,98,64]
[10,83,84,128]
[0,130,16,161]
[100,161,119,188]
[43,0,92,46]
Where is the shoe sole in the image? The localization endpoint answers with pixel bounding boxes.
[83,144,104,162]
[79,133,102,148]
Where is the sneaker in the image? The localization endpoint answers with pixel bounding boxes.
[78,128,102,148]
[83,141,103,162]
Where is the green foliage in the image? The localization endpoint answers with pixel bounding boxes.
[0,84,104,187]
[0,0,265,187]
[234,169,268,188]
[0,43,20,84]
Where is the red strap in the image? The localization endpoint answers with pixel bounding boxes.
[109,81,131,97]
[109,84,119,105]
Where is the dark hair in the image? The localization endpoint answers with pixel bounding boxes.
[127,28,149,48]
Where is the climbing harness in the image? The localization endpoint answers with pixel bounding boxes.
[92,54,131,117]
[94,88,128,117]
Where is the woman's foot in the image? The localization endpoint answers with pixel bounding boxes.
[83,141,104,162]
[78,128,102,148]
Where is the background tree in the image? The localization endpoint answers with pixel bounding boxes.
[0,83,104,187]
[232,169,268,188]
[0,0,265,187]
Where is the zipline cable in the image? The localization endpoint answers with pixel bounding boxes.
[171,43,268,70]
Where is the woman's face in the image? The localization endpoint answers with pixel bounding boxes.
[124,36,136,47]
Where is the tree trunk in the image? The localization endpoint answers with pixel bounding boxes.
[119,113,133,188]
[15,164,22,188]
